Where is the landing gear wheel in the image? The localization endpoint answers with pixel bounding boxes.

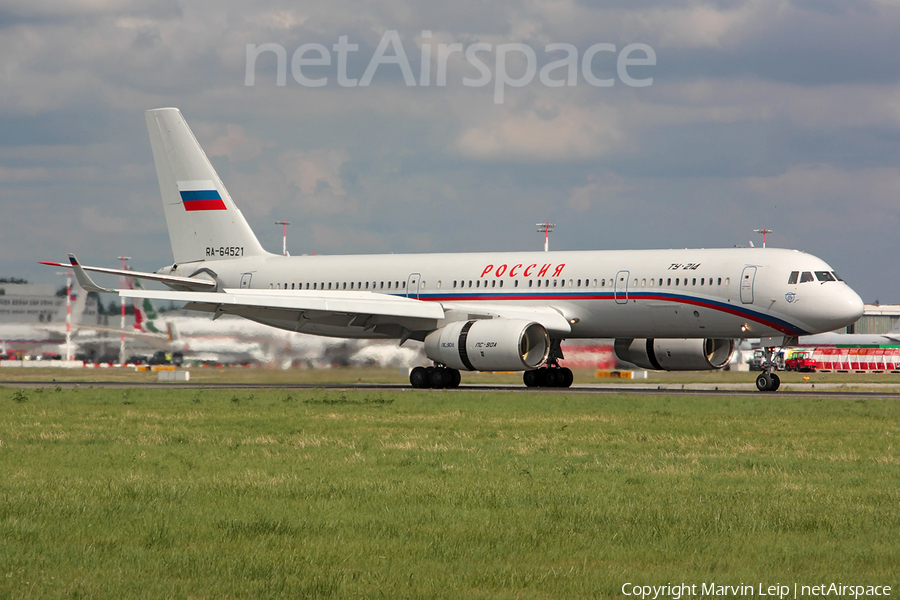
[544,368,561,388]
[410,366,428,389]
[430,367,455,389]
[559,367,574,388]
[523,370,539,388]
[449,369,461,388]
[756,372,772,392]
[756,372,781,392]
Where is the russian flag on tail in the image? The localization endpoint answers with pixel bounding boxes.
[177,180,227,211]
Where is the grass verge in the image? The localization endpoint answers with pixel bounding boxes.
[1,387,898,598]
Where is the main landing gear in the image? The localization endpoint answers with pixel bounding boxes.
[523,366,574,388]
[409,365,461,389]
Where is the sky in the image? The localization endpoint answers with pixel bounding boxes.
[2,0,899,303]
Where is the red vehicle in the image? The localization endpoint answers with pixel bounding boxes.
[784,350,817,372]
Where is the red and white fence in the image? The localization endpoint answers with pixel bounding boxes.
[811,347,900,372]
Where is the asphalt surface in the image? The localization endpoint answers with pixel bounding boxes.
[3,380,900,399]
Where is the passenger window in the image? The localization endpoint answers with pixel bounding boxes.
[514,280,518,288]
[815,271,835,282]
[675,278,679,285]
[529,280,533,288]
[788,271,799,285]
[800,272,814,283]
[692,278,696,286]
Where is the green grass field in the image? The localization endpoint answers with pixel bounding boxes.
[1,386,898,599]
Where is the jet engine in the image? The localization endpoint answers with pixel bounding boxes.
[424,319,550,372]
[614,338,735,371]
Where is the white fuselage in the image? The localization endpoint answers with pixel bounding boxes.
[163,246,864,341]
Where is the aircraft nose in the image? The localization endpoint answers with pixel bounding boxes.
[828,286,864,329]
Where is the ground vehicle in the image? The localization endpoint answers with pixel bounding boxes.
[148,350,184,366]
[783,349,817,372]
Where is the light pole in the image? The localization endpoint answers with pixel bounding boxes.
[753,227,773,248]
[56,270,73,361]
[117,255,131,363]
[275,220,291,256]
[536,221,556,252]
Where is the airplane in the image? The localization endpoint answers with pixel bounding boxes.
[794,319,900,348]
[42,107,865,391]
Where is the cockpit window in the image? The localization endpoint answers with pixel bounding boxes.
[815,271,836,282]
[799,271,815,283]
[788,271,799,285]
[832,271,843,282]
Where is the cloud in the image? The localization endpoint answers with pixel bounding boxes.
[457,104,627,160]
[1,0,899,304]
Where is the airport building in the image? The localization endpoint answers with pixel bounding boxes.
[842,304,900,335]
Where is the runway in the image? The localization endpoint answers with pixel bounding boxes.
[4,380,900,399]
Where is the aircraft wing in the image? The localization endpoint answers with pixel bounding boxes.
[118,288,574,339]
[118,288,447,331]
[441,302,572,335]
[40,255,216,292]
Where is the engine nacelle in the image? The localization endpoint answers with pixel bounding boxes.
[424,319,550,372]
[614,338,735,371]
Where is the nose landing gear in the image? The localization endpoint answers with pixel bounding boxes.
[755,371,780,392]
[754,338,794,392]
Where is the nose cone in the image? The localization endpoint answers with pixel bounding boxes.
[828,286,864,330]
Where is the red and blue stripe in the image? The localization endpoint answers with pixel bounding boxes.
[402,290,809,336]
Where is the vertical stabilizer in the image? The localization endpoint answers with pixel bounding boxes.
[145,108,270,264]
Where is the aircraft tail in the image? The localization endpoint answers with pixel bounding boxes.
[145,108,270,264]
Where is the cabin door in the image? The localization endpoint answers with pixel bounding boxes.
[615,270,629,304]
[740,266,756,304]
[406,273,421,299]
[239,273,252,289]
